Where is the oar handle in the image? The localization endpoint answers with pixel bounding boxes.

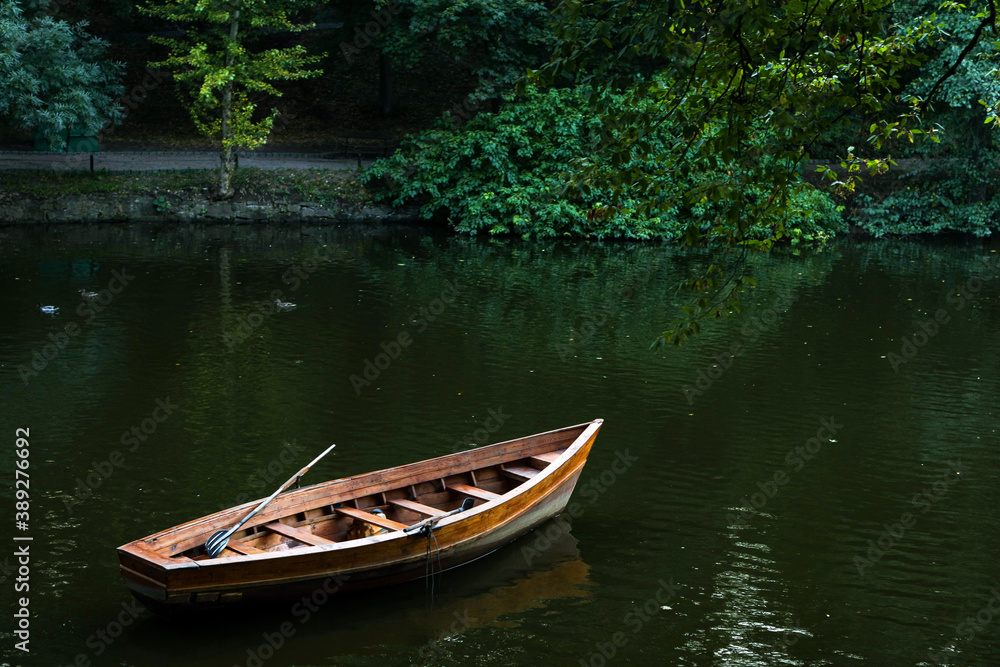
[231,443,336,533]
[288,442,338,490]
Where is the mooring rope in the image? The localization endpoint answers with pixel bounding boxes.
[423,526,444,603]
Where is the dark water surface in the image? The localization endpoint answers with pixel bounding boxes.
[1,222,998,667]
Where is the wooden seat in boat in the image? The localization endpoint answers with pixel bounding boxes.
[388,498,443,516]
[531,451,560,464]
[501,464,539,481]
[263,522,335,547]
[335,506,408,531]
[224,541,266,556]
[448,483,500,501]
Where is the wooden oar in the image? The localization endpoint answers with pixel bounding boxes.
[205,443,336,558]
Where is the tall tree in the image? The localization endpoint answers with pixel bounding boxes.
[529,0,994,345]
[0,0,124,149]
[141,0,323,198]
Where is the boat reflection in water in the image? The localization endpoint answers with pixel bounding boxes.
[396,520,591,639]
[121,521,590,665]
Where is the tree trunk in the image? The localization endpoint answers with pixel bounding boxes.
[379,51,394,117]
[219,81,234,199]
[218,8,241,200]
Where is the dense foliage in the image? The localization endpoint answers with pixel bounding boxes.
[364,84,844,241]
[513,0,1000,344]
[0,0,124,149]
[379,0,555,103]
[851,152,1000,237]
[815,2,1000,238]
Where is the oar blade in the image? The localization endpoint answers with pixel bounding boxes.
[205,529,230,558]
[201,443,336,558]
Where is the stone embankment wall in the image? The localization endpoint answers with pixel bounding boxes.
[0,195,421,224]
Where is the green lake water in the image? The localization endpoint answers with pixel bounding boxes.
[0,222,998,666]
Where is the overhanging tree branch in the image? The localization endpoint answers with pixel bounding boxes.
[921,0,997,113]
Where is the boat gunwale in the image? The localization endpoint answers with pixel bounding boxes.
[118,419,603,569]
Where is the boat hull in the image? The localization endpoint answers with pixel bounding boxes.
[118,420,602,613]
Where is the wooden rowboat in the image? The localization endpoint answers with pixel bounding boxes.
[117,419,603,613]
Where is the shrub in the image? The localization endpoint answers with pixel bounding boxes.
[363,85,843,242]
[851,151,1000,237]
